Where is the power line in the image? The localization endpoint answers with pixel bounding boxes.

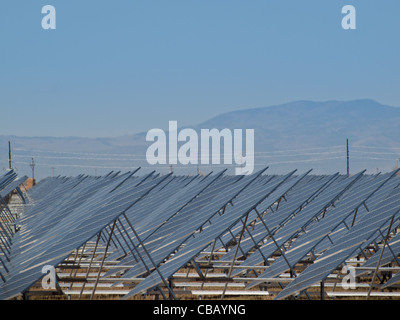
[14,161,149,170]
[14,155,348,170]
[13,154,149,161]
[12,148,146,158]
[351,145,400,151]
[350,156,398,162]
[350,150,400,156]
[12,151,345,162]
[13,145,344,156]
[11,143,400,176]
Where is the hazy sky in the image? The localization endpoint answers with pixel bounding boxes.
[1,1,399,137]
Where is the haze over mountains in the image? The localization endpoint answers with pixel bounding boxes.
[1,99,400,179]
[198,99,400,148]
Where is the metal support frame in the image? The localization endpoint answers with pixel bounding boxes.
[66,243,86,294]
[221,209,251,299]
[366,215,396,300]
[253,208,312,299]
[90,220,117,300]
[242,221,271,267]
[79,232,102,299]
[254,208,295,276]
[115,217,140,263]
[199,239,217,293]
[376,229,400,267]
[121,212,177,300]
[7,168,400,301]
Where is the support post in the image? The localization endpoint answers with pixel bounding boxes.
[78,232,102,300]
[366,215,395,300]
[66,243,85,292]
[254,208,295,276]
[320,281,325,300]
[221,210,251,299]
[200,239,217,292]
[90,220,117,300]
[122,212,177,299]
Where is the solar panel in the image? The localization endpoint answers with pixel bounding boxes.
[1,167,400,300]
[108,171,266,282]
[217,170,313,262]
[102,172,233,277]
[245,171,399,289]
[231,172,364,275]
[0,170,17,192]
[274,183,400,300]
[357,232,400,279]
[121,169,296,299]
[0,170,173,299]
[0,176,27,199]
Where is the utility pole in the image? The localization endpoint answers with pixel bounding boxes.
[8,141,12,169]
[30,158,36,185]
[346,139,349,177]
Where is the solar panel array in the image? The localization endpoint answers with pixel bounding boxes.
[1,168,400,300]
[0,170,26,284]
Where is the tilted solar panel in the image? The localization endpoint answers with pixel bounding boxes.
[121,169,296,299]
[246,171,398,289]
[274,183,400,300]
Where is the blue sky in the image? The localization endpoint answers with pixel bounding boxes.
[1,1,399,137]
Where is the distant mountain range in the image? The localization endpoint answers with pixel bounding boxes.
[2,99,400,178]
